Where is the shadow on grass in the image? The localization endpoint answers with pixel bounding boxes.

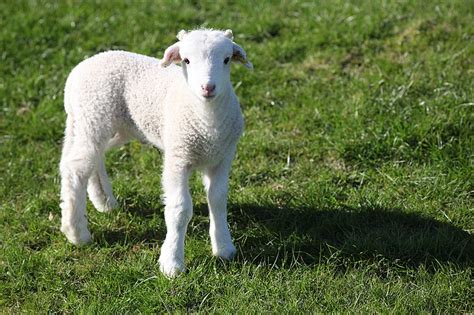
[198,203,474,270]
[93,195,473,270]
[93,193,165,247]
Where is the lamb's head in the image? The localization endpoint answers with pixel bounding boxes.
[160,29,252,102]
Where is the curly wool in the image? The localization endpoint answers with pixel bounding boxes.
[65,50,243,166]
[59,29,250,278]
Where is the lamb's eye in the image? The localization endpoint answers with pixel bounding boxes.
[224,57,230,64]
[183,58,190,64]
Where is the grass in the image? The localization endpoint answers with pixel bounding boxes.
[1,0,473,313]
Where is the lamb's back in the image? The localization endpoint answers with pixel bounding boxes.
[65,51,154,112]
[64,51,180,145]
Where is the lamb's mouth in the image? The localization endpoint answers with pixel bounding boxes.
[203,94,216,100]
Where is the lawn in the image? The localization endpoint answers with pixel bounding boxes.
[1,0,473,313]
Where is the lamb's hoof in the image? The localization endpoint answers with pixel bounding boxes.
[213,243,237,260]
[159,255,185,278]
[92,196,118,213]
[60,224,92,245]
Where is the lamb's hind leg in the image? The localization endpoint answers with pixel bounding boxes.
[87,131,130,212]
[87,157,117,213]
[60,136,100,245]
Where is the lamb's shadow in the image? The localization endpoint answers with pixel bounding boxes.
[196,203,474,269]
[94,193,166,247]
[95,195,473,269]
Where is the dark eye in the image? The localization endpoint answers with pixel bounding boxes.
[224,57,230,64]
[183,58,190,64]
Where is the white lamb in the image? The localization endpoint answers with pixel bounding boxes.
[59,28,252,277]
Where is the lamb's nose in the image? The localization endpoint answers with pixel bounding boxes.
[201,84,216,93]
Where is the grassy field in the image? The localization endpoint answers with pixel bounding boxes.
[1,0,473,313]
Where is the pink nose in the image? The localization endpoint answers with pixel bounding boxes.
[201,84,216,95]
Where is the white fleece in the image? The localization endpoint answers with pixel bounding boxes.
[59,29,251,278]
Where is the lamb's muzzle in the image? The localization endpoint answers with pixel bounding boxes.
[201,83,216,98]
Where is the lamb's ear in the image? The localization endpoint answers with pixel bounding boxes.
[232,42,253,69]
[160,43,181,67]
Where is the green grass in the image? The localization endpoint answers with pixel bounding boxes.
[1,0,473,313]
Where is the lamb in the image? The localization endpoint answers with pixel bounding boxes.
[59,28,252,277]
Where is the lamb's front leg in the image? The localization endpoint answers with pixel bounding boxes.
[159,160,192,278]
[203,151,237,260]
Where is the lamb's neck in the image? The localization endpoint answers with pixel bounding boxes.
[191,90,236,124]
